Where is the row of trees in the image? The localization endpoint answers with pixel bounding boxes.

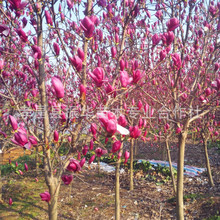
[0,0,219,219]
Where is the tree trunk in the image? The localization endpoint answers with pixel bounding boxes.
[134,139,138,159]
[130,139,134,191]
[203,135,214,187]
[35,146,39,176]
[176,131,187,220]
[0,152,2,202]
[115,147,122,220]
[165,138,176,194]
[48,177,61,220]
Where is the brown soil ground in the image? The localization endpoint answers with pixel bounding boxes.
[0,141,220,220]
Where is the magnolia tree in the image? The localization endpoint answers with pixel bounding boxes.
[0,0,219,220]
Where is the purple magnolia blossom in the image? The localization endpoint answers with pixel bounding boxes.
[11,132,28,147]
[16,28,28,42]
[0,25,10,36]
[112,141,121,153]
[132,69,142,84]
[89,67,105,87]
[80,16,95,39]
[166,18,179,31]
[70,55,82,72]
[152,33,161,45]
[40,191,51,202]
[171,53,182,70]
[129,126,141,139]
[9,115,18,131]
[61,175,73,185]
[120,71,132,87]
[53,42,60,56]
[66,159,81,172]
[97,111,129,136]
[51,77,64,99]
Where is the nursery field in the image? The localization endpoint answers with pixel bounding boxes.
[1,142,219,220]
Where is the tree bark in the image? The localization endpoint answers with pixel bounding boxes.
[0,152,2,202]
[130,139,134,191]
[165,138,176,194]
[202,134,214,187]
[115,146,123,220]
[35,146,39,176]
[48,177,61,220]
[176,131,187,220]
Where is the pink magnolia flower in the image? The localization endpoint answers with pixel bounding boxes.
[171,53,182,70]
[32,45,42,59]
[80,16,95,39]
[211,78,220,90]
[24,163,28,171]
[11,132,28,147]
[95,148,107,157]
[159,50,167,61]
[120,71,132,87]
[70,55,82,72]
[82,145,89,156]
[18,170,23,175]
[129,126,141,139]
[61,175,73,185]
[45,11,53,26]
[29,136,38,146]
[155,10,163,20]
[167,18,179,31]
[90,139,94,150]
[176,127,182,134]
[205,88,211,96]
[80,158,86,167]
[152,33,161,46]
[66,159,81,172]
[111,47,117,58]
[54,130,59,142]
[118,115,127,127]
[9,115,18,131]
[80,84,86,99]
[120,59,125,71]
[105,83,114,95]
[77,48,85,61]
[0,59,4,70]
[40,191,51,202]
[0,25,10,37]
[97,111,129,136]
[9,198,13,206]
[52,77,64,99]
[162,31,174,46]
[9,0,27,11]
[53,42,60,56]
[89,67,105,87]
[16,28,28,42]
[133,69,142,84]
[90,123,97,136]
[89,155,96,164]
[112,141,121,153]
[165,123,170,130]
[124,151,130,164]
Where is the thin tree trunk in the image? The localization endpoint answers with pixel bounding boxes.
[177,131,187,220]
[97,157,100,175]
[202,134,214,187]
[115,145,123,220]
[48,178,60,220]
[134,139,138,159]
[165,138,176,194]
[0,152,2,202]
[130,139,134,191]
[35,146,39,176]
